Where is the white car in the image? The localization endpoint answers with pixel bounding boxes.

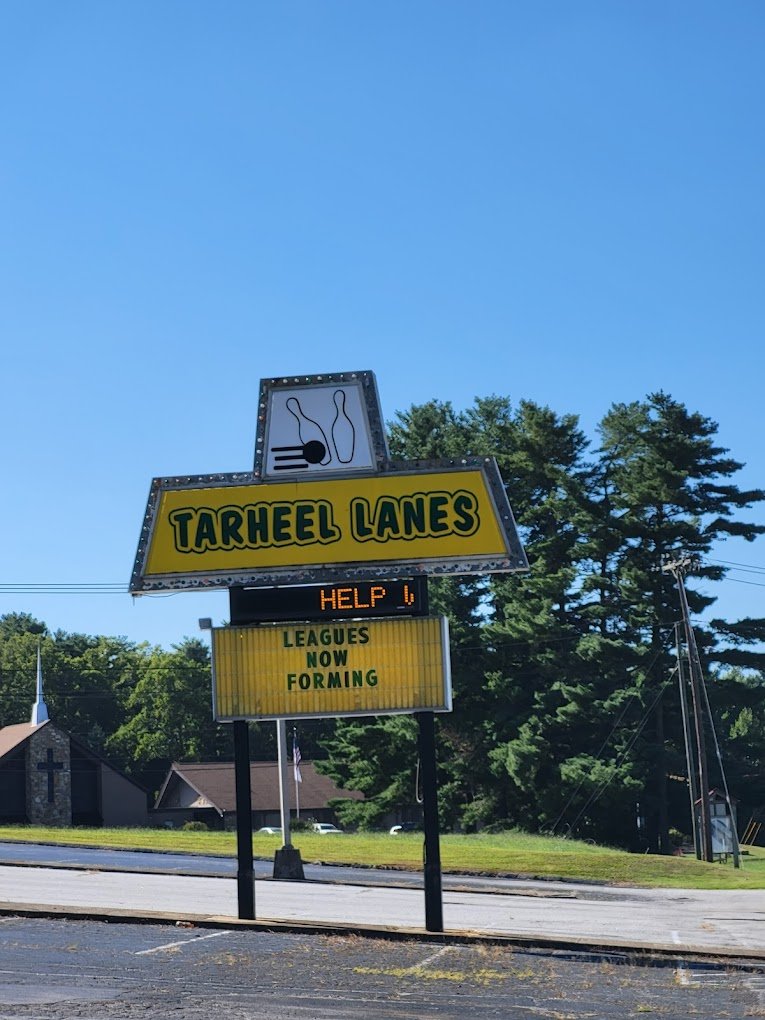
[257,826,282,835]
[312,823,343,834]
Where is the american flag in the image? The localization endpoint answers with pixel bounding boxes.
[293,735,302,784]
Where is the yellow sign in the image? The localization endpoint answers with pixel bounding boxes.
[130,461,527,592]
[211,617,451,720]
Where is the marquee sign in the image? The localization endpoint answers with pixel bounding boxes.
[211,616,452,721]
[129,458,527,592]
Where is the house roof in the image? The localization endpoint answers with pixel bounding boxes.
[0,722,47,761]
[155,761,364,814]
[0,720,148,794]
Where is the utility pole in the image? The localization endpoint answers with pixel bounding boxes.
[662,556,713,863]
[675,622,701,859]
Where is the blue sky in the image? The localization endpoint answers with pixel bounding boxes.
[1,2,763,649]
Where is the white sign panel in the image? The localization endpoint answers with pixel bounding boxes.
[257,373,386,479]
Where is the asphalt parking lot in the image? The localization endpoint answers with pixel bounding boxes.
[0,915,762,1019]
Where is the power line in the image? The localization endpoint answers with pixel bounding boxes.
[0,584,127,594]
[711,558,765,573]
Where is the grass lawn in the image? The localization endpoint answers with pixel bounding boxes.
[0,825,762,890]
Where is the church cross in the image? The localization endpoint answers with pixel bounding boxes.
[36,748,64,803]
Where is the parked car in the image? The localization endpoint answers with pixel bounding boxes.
[257,826,282,835]
[389,822,419,835]
[312,823,343,835]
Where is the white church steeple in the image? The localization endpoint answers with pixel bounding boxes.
[30,643,49,725]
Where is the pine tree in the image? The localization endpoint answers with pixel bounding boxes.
[594,392,765,850]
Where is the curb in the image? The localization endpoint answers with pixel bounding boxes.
[1,902,763,971]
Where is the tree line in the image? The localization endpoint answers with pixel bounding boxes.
[1,391,763,852]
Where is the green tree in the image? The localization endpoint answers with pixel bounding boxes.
[480,400,616,836]
[44,633,139,755]
[107,638,229,793]
[322,399,489,828]
[590,393,765,850]
[0,613,50,728]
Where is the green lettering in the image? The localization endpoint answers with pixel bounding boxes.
[428,494,449,534]
[318,502,340,541]
[453,491,478,535]
[295,502,315,542]
[220,507,244,547]
[194,511,218,550]
[169,510,194,551]
[351,499,373,540]
[272,504,291,543]
[247,505,269,544]
[376,499,400,539]
[402,496,426,536]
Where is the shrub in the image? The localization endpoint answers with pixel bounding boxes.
[289,818,314,832]
[182,821,209,832]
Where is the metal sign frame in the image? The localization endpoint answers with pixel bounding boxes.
[129,457,528,593]
[254,370,389,480]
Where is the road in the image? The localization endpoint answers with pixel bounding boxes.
[0,839,615,895]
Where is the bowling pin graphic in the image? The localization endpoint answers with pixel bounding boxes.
[285,397,332,465]
[330,388,356,463]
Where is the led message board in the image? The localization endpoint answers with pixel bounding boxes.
[229,578,429,623]
[211,616,451,721]
[130,459,527,593]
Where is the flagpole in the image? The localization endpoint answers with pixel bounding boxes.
[276,719,291,847]
[293,726,301,819]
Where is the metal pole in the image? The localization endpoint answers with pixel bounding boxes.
[674,571,713,863]
[276,719,291,846]
[675,623,701,859]
[417,710,443,933]
[233,720,255,919]
[293,726,300,819]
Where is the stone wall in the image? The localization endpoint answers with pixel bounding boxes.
[25,725,71,826]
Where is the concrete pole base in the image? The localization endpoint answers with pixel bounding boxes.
[273,845,305,880]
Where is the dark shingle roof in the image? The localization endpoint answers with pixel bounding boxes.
[155,761,363,813]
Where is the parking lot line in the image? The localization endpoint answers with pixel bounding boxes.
[134,930,232,955]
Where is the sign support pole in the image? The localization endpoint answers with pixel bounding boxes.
[230,588,255,918]
[417,710,443,933]
[233,719,255,919]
